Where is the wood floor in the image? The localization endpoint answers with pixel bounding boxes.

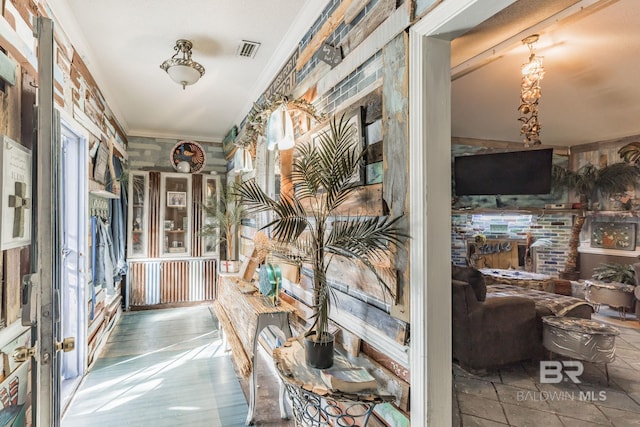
[62,305,248,427]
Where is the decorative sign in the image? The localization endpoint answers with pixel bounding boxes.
[1,136,32,250]
[170,140,206,173]
[591,222,637,251]
[317,43,342,68]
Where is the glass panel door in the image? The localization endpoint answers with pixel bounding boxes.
[127,172,149,258]
[202,174,221,257]
[161,173,192,257]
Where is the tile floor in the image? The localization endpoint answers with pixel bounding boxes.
[453,313,640,427]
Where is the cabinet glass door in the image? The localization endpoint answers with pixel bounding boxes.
[202,174,221,256]
[161,173,192,257]
[127,171,149,258]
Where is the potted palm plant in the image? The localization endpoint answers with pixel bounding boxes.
[552,162,640,279]
[592,262,635,286]
[235,115,406,368]
[201,186,246,272]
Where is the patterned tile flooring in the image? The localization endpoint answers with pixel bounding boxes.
[453,311,640,427]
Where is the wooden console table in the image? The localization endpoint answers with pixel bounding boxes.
[273,338,394,426]
[214,274,295,425]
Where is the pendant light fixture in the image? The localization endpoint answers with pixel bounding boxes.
[160,39,205,89]
[518,34,545,146]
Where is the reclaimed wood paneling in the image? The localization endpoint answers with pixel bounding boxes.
[344,0,367,24]
[321,254,397,303]
[4,249,21,324]
[337,326,361,357]
[20,70,35,149]
[357,354,411,413]
[279,290,314,326]
[298,183,386,216]
[341,0,396,57]
[332,288,407,344]
[382,32,410,323]
[296,0,355,72]
[362,341,410,383]
[281,277,316,307]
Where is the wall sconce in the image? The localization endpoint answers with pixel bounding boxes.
[266,102,295,151]
[518,34,544,146]
[160,39,205,89]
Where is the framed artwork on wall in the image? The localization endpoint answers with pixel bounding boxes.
[0,136,32,250]
[591,222,637,251]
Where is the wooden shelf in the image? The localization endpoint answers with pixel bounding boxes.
[452,208,580,215]
[166,230,185,233]
[585,210,640,217]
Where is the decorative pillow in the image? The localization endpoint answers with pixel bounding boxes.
[452,264,487,302]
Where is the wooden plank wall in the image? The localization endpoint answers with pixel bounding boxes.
[382,32,410,323]
[0,27,33,330]
[236,1,413,422]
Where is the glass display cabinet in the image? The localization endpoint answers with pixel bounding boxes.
[160,173,192,257]
[202,173,222,257]
[127,171,149,258]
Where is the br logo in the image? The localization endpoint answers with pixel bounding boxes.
[540,361,583,384]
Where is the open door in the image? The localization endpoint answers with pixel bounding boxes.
[59,114,88,411]
[22,17,74,427]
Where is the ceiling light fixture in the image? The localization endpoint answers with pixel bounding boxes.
[518,34,545,146]
[160,39,205,89]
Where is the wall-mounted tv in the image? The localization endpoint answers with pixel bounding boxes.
[454,148,553,196]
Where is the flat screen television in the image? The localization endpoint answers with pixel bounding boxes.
[454,148,553,196]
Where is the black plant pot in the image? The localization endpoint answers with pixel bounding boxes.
[304,332,334,369]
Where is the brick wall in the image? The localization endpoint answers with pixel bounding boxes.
[127,136,227,174]
[452,212,574,276]
[314,50,382,114]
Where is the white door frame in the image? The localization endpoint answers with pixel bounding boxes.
[58,108,89,408]
[408,1,518,425]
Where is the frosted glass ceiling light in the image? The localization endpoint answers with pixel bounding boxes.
[160,39,205,89]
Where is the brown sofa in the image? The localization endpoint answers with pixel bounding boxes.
[452,265,595,371]
[452,278,538,371]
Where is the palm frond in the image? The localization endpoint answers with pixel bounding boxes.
[326,216,407,261]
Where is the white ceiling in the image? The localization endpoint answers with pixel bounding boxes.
[47,0,329,142]
[47,0,639,148]
[452,0,640,147]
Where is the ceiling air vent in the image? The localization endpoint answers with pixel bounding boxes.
[237,40,261,58]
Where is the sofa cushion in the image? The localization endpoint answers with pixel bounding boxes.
[452,265,486,302]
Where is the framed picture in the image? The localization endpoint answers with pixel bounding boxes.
[164,220,174,230]
[167,191,187,208]
[1,136,32,250]
[591,222,637,251]
[310,107,365,186]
